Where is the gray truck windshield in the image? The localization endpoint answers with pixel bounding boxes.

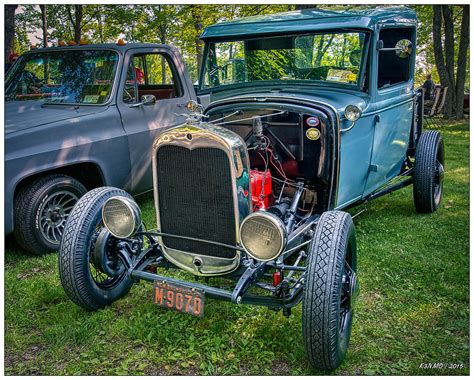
[201,32,367,90]
[5,49,118,104]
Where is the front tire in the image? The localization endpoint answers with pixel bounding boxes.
[59,187,135,311]
[302,211,358,371]
[14,174,87,255]
[413,130,445,213]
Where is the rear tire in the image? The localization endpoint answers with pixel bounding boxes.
[59,187,135,311]
[413,130,445,213]
[302,211,358,371]
[14,175,87,255]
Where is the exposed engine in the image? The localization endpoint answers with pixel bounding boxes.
[208,107,328,221]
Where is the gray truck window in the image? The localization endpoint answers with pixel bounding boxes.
[123,53,182,102]
[5,50,119,104]
[123,62,137,103]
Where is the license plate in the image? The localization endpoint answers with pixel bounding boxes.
[152,280,205,317]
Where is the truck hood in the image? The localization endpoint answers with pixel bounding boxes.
[4,101,109,135]
[206,85,369,119]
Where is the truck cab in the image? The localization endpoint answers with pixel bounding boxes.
[5,42,196,254]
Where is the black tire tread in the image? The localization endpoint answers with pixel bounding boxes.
[302,211,355,371]
[413,130,443,213]
[59,186,134,311]
[13,174,87,255]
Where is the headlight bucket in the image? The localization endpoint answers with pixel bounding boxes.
[102,196,141,239]
[239,211,287,262]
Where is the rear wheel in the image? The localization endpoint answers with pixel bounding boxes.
[59,187,135,311]
[413,130,445,213]
[302,211,358,371]
[14,175,87,255]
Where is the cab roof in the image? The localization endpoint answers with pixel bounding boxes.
[21,43,171,55]
[201,6,417,40]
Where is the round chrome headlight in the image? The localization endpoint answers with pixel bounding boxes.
[344,104,362,122]
[102,196,141,238]
[239,211,287,262]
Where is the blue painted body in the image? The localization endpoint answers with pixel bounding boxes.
[199,6,418,210]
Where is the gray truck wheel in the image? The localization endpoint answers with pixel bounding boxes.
[302,211,358,371]
[59,187,134,311]
[13,174,87,255]
[413,130,445,213]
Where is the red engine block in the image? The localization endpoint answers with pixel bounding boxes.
[250,169,273,211]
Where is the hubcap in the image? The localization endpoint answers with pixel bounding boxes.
[89,223,127,288]
[39,190,79,244]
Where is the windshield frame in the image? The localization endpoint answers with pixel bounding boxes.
[5,47,123,107]
[198,29,371,94]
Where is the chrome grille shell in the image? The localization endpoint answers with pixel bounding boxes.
[152,121,251,276]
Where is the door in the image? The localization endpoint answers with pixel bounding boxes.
[363,26,416,196]
[117,47,196,194]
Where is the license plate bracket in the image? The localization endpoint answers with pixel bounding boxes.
[152,280,205,317]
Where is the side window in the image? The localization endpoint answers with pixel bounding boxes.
[123,61,137,103]
[122,53,183,103]
[377,28,413,89]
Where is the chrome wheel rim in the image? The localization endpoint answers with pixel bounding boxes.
[434,143,445,205]
[39,190,79,244]
[340,248,358,336]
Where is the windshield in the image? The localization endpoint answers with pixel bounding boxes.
[201,32,368,91]
[5,49,119,104]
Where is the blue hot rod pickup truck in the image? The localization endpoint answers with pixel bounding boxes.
[21,7,446,370]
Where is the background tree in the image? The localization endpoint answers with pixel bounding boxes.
[5,4,18,61]
[8,4,470,119]
[39,5,47,47]
[433,5,469,119]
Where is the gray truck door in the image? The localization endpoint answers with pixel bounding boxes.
[117,46,196,195]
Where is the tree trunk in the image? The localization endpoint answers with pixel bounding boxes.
[5,5,17,62]
[441,6,455,118]
[74,5,83,43]
[455,5,469,119]
[432,6,451,117]
[40,5,48,48]
[190,5,204,76]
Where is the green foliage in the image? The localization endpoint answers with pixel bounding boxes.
[4,122,469,375]
[12,5,469,89]
[15,4,469,87]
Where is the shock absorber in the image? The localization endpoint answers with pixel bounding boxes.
[284,182,305,233]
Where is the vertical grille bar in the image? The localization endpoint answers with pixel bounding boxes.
[156,145,236,259]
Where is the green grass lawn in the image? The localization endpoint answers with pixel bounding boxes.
[4,122,469,375]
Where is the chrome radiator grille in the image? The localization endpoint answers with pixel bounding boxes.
[155,145,236,259]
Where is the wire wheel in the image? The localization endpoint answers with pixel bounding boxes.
[38,190,79,244]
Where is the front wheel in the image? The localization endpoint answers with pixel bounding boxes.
[59,187,135,311]
[302,211,358,371]
[14,174,87,255]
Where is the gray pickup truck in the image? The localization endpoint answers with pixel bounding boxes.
[5,43,197,254]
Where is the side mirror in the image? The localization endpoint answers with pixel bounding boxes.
[378,39,413,59]
[130,94,156,108]
[395,39,413,58]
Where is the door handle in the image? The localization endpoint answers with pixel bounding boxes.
[375,114,381,124]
